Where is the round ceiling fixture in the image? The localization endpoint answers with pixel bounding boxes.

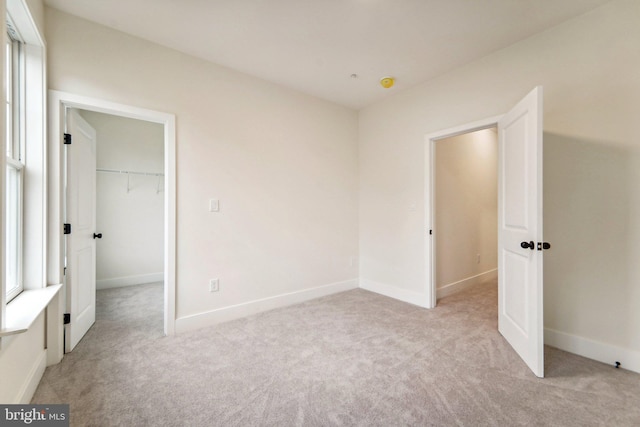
[380,76,395,89]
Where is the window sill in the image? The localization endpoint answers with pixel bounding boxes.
[0,284,63,337]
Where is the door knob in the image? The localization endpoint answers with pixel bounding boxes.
[93,233,103,239]
[520,241,534,250]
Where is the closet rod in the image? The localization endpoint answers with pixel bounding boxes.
[96,168,164,177]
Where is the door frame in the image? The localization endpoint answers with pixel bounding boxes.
[424,115,503,309]
[48,90,177,336]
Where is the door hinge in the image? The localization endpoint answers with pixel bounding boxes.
[63,313,71,324]
[429,229,433,235]
[63,223,71,234]
[63,133,72,145]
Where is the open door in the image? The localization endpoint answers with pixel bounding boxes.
[498,87,544,377]
[65,109,97,352]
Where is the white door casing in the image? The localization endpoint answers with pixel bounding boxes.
[425,115,502,309]
[65,109,97,352]
[497,86,544,378]
[49,90,177,337]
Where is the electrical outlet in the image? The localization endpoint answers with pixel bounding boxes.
[209,278,219,292]
[209,199,220,212]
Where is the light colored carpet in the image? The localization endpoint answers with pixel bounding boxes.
[32,280,640,426]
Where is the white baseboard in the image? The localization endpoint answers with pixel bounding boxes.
[175,279,359,334]
[436,268,497,299]
[16,349,47,404]
[359,278,428,308]
[96,272,163,290]
[545,328,640,374]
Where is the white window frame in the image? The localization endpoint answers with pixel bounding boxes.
[5,22,26,303]
[0,0,55,367]
[5,158,24,301]
[1,0,47,303]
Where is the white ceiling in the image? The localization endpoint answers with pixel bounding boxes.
[43,0,611,109]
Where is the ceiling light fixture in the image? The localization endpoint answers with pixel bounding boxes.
[380,76,395,89]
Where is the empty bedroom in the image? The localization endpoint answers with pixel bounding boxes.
[1,0,639,425]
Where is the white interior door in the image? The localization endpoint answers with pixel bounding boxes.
[65,109,97,352]
[498,86,544,378]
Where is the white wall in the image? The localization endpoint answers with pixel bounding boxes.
[80,110,164,289]
[45,7,359,328]
[435,129,497,296]
[0,313,47,403]
[359,0,640,370]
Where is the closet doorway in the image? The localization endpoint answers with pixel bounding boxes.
[49,91,177,352]
[424,86,546,378]
[81,110,165,338]
[433,127,498,300]
[80,110,165,290]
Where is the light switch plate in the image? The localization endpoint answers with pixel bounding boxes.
[209,199,220,212]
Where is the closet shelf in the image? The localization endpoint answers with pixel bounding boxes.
[97,168,165,193]
[97,168,164,177]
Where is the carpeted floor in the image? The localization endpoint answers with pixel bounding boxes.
[32,280,640,426]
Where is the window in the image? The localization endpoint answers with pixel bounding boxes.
[5,28,25,302]
[1,0,46,310]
